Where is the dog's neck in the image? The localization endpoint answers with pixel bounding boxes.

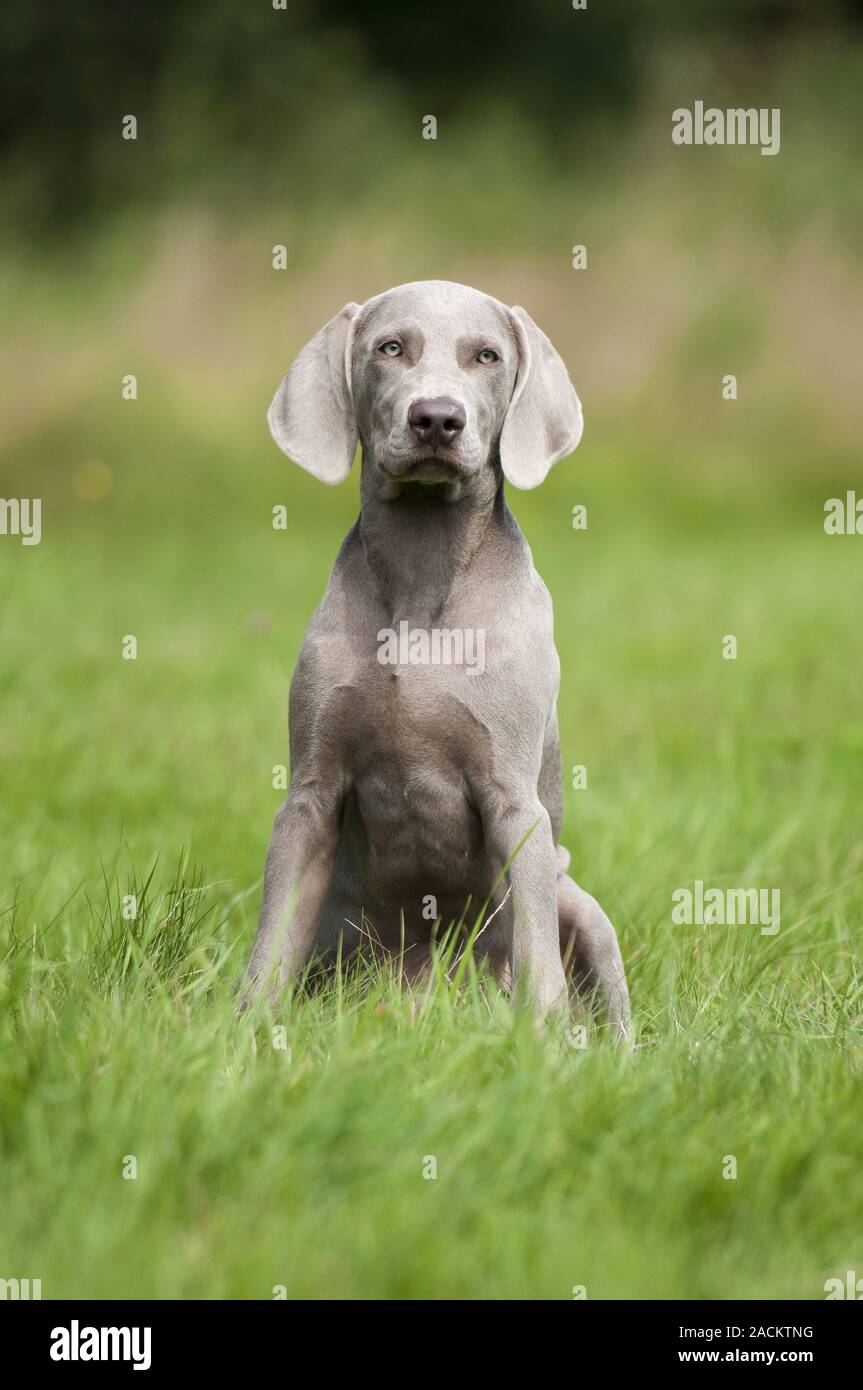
[358,456,503,625]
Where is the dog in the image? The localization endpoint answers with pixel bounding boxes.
[242,280,630,1035]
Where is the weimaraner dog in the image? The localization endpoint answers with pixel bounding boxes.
[242,280,630,1035]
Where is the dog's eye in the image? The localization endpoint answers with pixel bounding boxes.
[379,341,403,357]
[477,349,499,364]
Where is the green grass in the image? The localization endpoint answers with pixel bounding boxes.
[1,922,860,1301]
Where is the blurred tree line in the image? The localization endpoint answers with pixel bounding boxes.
[0,0,860,236]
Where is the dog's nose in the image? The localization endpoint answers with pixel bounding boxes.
[408,397,466,449]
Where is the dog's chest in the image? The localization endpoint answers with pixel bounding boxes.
[339,654,491,778]
[340,664,490,890]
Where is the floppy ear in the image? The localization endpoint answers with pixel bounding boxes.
[499,305,583,489]
[267,302,361,484]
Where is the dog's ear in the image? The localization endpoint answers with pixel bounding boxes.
[268,302,361,483]
[499,305,583,489]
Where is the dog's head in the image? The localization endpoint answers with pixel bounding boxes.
[268,280,583,493]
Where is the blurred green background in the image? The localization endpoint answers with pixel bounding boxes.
[0,1,861,1300]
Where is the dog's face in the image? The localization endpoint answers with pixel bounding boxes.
[268,280,583,492]
[350,281,518,488]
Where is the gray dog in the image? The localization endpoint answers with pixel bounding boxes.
[242,280,630,1035]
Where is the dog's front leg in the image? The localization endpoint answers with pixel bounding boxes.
[485,797,567,1019]
[240,786,341,1007]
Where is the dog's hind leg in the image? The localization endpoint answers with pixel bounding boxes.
[556,861,631,1040]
